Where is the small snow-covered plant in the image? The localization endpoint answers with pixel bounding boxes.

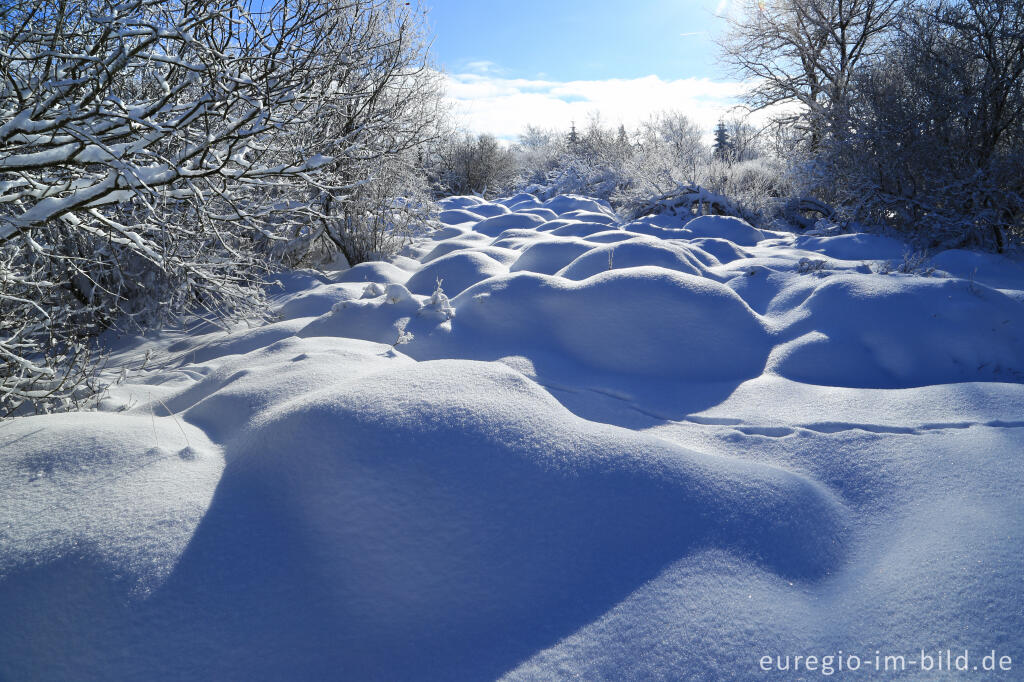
[419,278,455,322]
[608,247,615,271]
[797,258,829,274]
[807,218,843,236]
[896,249,935,276]
[873,249,935,276]
[392,319,414,347]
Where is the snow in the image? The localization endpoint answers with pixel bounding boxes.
[2,196,1023,680]
[513,206,558,221]
[471,212,547,236]
[438,208,485,225]
[332,261,411,284]
[463,202,510,218]
[794,232,909,261]
[768,274,1024,388]
[556,238,711,279]
[541,194,615,216]
[405,251,507,296]
[546,220,620,238]
[437,194,487,209]
[510,238,595,274]
[500,192,542,209]
[684,214,765,246]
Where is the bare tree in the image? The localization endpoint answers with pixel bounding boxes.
[720,0,905,146]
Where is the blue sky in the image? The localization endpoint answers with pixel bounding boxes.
[425,0,729,81]
[423,0,750,139]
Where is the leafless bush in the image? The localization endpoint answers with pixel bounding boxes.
[428,133,518,198]
[797,257,830,274]
[873,249,936,276]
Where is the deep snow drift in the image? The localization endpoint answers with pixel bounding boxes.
[1,193,1023,680]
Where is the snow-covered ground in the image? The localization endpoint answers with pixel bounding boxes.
[2,193,1023,679]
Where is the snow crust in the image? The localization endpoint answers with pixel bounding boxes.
[1,194,1022,679]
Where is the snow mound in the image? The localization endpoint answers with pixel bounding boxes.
[515,207,559,221]
[547,221,621,238]
[542,194,614,216]
[794,232,908,261]
[931,248,1024,291]
[437,195,486,209]
[468,245,520,266]
[770,274,1024,387]
[689,237,749,264]
[560,210,618,225]
[332,261,410,284]
[179,318,315,363]
[556,239,709,280]
[438,208,483,225]
[684,215,765,246]
[465,202,510,218]
[583,229,645,244]
[0,412,222,593]
[207,361,844,672]
[419,236,490,263]
[472,212,547,236]
[501,192,542,209]
[510,238,595,274]
[404,250,507,296]
[532,219,575,232]
[444,269,771,381]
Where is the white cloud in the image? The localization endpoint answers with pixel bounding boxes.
[442,71,753,141]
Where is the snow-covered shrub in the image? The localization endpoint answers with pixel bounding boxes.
[0,0,442,415]
[702,157,799,225]
[271,1,445,266]
[512,126,568,190]
[621,184,738,222]
[502,112,715,210]
[498,112,796,227]
[513,116,638,203]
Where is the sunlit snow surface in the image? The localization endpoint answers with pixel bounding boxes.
[2,194,1023,680]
